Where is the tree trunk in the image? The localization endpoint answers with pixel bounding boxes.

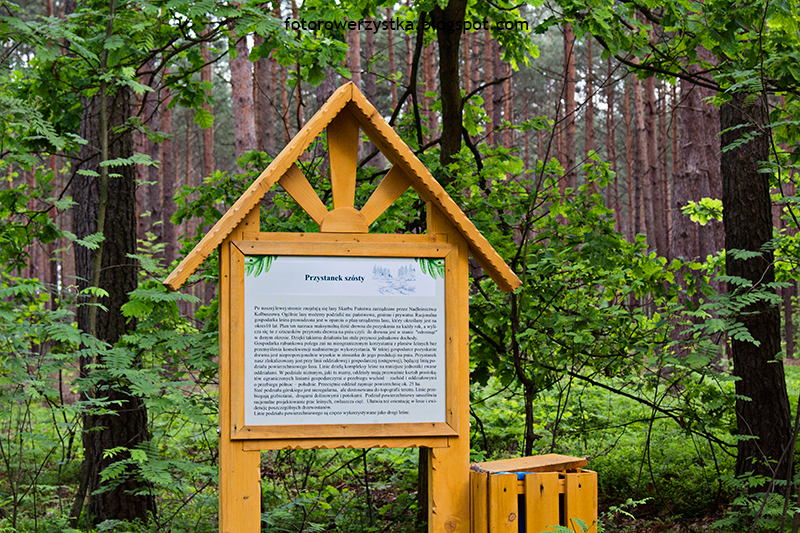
[140,59,161,246]
[671,80,701,264]
[254,35,275,156]
[491,40,503,146]
[422,40,436,142]
[632,72,649,239]
[605,58,620,232]
[73,87,155,524]
[483,27,493,146]
[229,35,256,161]
[503,61,513,148]
[721,93,792,482]
[658,83,670,249]
[387,7,397,109]
[671,84,679,182]
[348,28,361,88]
[430,0,467,171]
[624,77,635,239]
[783,179,797,358]
[201,36,215,177]
[280,63,290,145]
[160,78,176,266]
[563,22,576,189]
[405,0,413,86]
[585,38,595,160]
[645,74,667,256]
[585,38,595,192]
[462,31,471,95]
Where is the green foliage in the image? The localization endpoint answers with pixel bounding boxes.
[682,198,724,226]
[260,448,422,533]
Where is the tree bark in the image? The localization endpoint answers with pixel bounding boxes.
[160,78,176,266]
[484,28,493,146]
[422,40,436,142]
[563,22,576,189]
[632,72,649,239]
[585,38,596,192]
[721,93,792,481]
[430,0,467,171]
[783,179,797,358]
[624,77,635,239]
[348,27,361,88]
[387,7,397,109]
[73,87,155,524]
[503,61,513,148]
[605,58,620,232]
[671,80,701,264]
[491,39,503,147]
[254,35,275,156]
[201,36,215,177]
[645,74,667,256]
[462,31,471,95]
[229,34,256,161]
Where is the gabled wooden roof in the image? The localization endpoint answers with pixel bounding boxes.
[164,83,520,293]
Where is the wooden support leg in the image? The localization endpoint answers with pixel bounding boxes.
[219,207,262,533]
[431,433,470,532]
[219,440,261,533]
[428,203,471,533]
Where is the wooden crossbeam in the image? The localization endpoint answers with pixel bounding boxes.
[278,163,328,226]
[360,166,412,226]
[327,108,360,209]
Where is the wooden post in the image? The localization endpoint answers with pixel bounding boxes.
[428,204,471,533]
[219,207,262,533]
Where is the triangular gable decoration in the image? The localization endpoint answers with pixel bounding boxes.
[164,83,520,293]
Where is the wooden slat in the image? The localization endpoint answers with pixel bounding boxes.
[429,209,470,533]
[470,470,488,533]
[233,421,457,441]
[278,162,328,225]
[219,209,262,533]
[564,470,598,533]
[229,242,246,438]
[327,107,360,209]
[346,89,521,293]
[360,166,412,226]
[163,83,353,291]
[524,472,560,533]
[488,474,519,532]
[475,454,588,474]
[232,240,453,259]
[242,436,450,451]
[240,231,448,244]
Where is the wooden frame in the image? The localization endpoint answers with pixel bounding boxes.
[228,236,460,442]
[165,83,522,533]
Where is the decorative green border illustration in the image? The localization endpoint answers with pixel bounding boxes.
[244,255,275,277]
[415,258,445,279]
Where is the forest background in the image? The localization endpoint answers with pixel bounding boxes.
[2,0,800,531]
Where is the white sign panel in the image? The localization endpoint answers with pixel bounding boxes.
[243,256,446,427]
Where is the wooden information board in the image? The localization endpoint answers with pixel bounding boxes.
[229,241,458,441]
[164,83,520,533]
